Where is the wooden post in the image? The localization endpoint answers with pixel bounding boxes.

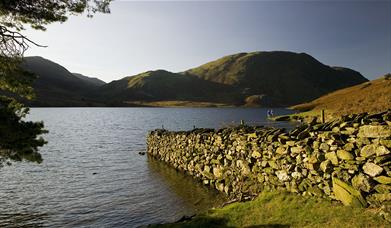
[320,109,325,123]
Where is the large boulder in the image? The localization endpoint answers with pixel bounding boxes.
[333,178,367,207]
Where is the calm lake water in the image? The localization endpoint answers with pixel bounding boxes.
[0,108,295,227]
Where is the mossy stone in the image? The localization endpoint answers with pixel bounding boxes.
[374,176,391,184]
[325,152,339,165]
[358,125,391,138]
[276,147,287,155]
[251,150,262,158]
[360,144,377,158]
[332,177,367,207]
[320,160,331,173]
[343,143,355,152]
[337,150,354,160]
[376,145,390,156]
[374,184,391,193]
[363,162,384,177]
[351,173,372,192]
[320,143,330,151]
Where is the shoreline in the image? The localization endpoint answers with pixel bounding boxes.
[146,110,391,226]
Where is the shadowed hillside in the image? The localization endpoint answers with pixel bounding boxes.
[21,57,105,106]
[291,74,391,115]
[9,52,368,107]
[184,51,368,106]
[73,73,106,87]
[98,70,233,105]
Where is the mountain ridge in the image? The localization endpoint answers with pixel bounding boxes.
[9,51,370,107]
[102,51,367,107]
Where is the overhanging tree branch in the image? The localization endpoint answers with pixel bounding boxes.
[0,25,47,57]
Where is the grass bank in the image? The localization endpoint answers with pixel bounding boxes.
[151,190,388,227]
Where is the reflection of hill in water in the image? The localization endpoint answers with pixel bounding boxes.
[147,157,227,213]
[0,211,48,227]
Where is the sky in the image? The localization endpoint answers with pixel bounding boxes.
[24,0,391,82]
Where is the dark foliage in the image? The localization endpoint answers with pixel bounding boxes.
[0,96,47,167]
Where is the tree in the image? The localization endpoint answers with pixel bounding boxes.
[0,0,112,166]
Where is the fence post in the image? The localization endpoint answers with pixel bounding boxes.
[320,109,325,123]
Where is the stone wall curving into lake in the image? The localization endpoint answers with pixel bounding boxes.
[147,111,391,214]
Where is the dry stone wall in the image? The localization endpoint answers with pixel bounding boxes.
[147,111,391,216]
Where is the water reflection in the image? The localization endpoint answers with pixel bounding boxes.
[1,108,295,227]
[147,157,227,214]
[0,211,48,228]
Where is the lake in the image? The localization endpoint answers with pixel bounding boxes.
[0,108,296,227]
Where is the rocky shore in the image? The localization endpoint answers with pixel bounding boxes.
[147,110,391,220]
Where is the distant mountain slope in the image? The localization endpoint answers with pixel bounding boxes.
[101,51,367,107]
[21,57,103,106]
[73,73,106,87]
[98,70,231,104]
[291,74,391,115]
[11,52,368,107]
[184,51,368,106]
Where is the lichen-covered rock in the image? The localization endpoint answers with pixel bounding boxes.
[343,143,355,152]
[367,193,391,205]
[374,185,391,194]
[376,146,390,156]
[251,150,262,158]
[276,170,290,181]
[333,177,367,207]
[325,152,339,165]
[276,147,287,155]
[337,150,354,160]
[380,139,391,148]
[351,173,372,192]
[363,162,384,177]
[213,166,224,179]
[320,143,330,152]
[320,160,332,173]
[358,125,391,138]
[360,144,377,158]
[236,160,251,176]
[374,176,391,185]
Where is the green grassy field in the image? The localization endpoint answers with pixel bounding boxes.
[151,191,389,227]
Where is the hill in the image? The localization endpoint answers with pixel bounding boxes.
[291,74,391,116]
[98,70,232,106]
[21,57,104,106]
[184,51,368,106]
[4,52,369,107]
[72,73,106,87]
